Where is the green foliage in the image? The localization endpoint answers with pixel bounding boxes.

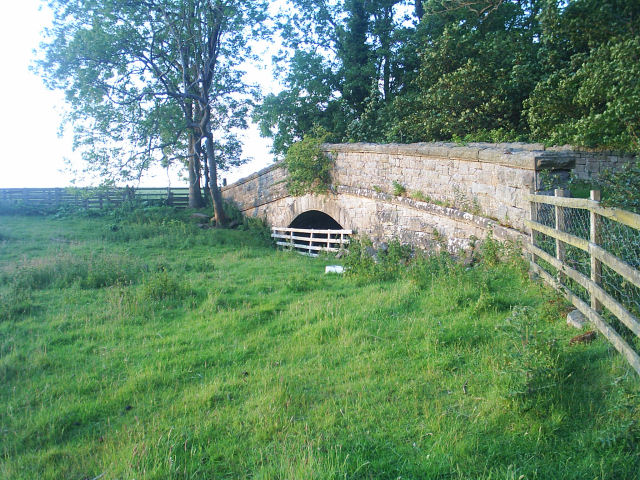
[597,160,640,213]
[4,253,144,291]
[391,180,406,196]
[138,271,196,303]
[38,0,267,190]
[343,237,413,282]
[527,36,640,153]
[284,132,334,196]
[499,306,564,412]
[262,0,640,156]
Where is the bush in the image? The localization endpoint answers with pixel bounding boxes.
[284,131,333,196]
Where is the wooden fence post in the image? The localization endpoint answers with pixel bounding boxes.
[590,190,603,313]
[529,188,537,267]
[555,189,567,284]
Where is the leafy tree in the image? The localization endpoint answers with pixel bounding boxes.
[389,0,543,142]
[256,0,421,154]
[526,36,640,152]
[39,0,268,223]
[525,0,640,152]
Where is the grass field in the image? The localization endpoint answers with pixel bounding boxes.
[0,208,639,479]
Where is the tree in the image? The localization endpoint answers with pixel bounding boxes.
[388,0,543,142]
[39,0,268,223]
[255,0,420,154]
[525,0,640,151]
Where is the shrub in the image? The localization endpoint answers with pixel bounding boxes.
[284,131,333,196]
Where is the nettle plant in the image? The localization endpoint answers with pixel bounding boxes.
[284,132,334,196]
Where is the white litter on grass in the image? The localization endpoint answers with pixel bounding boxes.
[325,265,344,274]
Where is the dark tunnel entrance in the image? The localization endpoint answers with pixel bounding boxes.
[272,210,350,256]
[288,210,343,230]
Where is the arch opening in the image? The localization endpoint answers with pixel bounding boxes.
[288,210,343,230]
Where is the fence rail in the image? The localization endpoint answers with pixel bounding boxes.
[527,190,640,375]
[0,187,191,210]
[271,227,352,257]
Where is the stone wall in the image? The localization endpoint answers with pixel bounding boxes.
[221,142,633,251]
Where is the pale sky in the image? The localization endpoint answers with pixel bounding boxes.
[0,1,276,189]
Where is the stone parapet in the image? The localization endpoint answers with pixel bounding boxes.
[221,142,635,252]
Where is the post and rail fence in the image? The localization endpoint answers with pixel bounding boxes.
[271,227,352,257]
[526,189,640,375]
[0,187,191,211]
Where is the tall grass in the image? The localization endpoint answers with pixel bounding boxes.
[0,212,638,479]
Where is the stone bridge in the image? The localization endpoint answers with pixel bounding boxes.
[222,142,630,251]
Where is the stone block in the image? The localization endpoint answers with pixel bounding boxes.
[567,310,587,329]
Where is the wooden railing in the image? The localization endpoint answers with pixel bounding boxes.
[271,227,352,257]
[0,187,190,210]
[527,189,640,375]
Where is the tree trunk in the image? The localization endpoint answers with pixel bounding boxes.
[204,133,227,226]
[415,0,424,20]
[187,133,205,208]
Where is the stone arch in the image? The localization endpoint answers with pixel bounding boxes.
[281,194,354,231]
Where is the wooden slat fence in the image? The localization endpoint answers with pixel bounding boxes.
[272,227,352,257]
[0,187,190,210]
[527,189,640,375]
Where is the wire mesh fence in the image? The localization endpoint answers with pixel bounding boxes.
[527,189,640,374]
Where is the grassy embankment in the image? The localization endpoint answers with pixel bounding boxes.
[0,208,638,479]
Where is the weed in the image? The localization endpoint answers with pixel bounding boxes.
[7,252,144,290]
[499,306,564,411]
[392,180,406,196]
[410,190,431,203]
[0,284,34,321]
[138,271,197,303]
[372,185,383,193]
[344,236,413,281]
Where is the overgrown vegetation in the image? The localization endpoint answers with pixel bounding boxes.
[257,0,640,156]
[284,132,334,196]
[597,160,640,213]
[392,180,406,196]
[1,212,639,479]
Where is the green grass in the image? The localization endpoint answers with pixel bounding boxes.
[1,209,639,479]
